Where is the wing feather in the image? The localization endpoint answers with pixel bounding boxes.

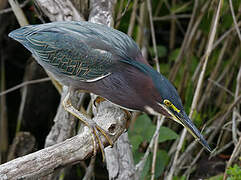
[10,26,114,82]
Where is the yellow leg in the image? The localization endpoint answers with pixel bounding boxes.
[62,91,112,161]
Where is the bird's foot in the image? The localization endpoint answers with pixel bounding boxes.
[62,91,113,161]
[94,96,106,107]
[88,121,113,161]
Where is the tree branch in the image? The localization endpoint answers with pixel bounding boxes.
[0,101,127,179]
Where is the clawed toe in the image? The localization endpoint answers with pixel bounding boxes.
[63,92,113,161]
[89,123,113,161]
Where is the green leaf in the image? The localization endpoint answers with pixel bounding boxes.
[132,114,152,134]
[143,125,156,142]
[200,11,213,35]
[227,164,241,180]
[158,127,179,142]
[133,150,144,164]
[149,45,167,58]
[154,150,169,178]
[192,110,203,128]
[169,48,180,62]
[130,135,143,151]
[140,155,151,180]
[173,176,186,180]
[207,174,223,180]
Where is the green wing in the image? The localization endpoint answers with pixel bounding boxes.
[20,29,114,82]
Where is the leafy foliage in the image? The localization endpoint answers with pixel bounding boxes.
[227,164,241,180]
[128,114,178,178]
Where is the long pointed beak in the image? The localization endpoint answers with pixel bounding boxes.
[173,111,212,152]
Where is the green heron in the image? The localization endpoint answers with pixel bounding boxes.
[9,21,211,155]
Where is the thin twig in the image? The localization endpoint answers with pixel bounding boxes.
[163,0,185,34]
[153,14,191,21]
[136,1,146,47]
[150,116,165,180]
[146,1,163,179]
[184,148,204,177]
[209,141,233,158]
[178,94,241,174]
[146,0,159,72]
[8,0,28,26]
[231,65,241,145]
[0,0,30,15]
[208,78,234,97]
[127,0,138,36]
[115,0,131,22]
[135,116,164,176]
[0,77,51,96]
[0,57,8,160]
[223,137,241,180]
[169,0,176,50]
[229,0,241,42]
[213,21,241,50]
[114,0,124,28]
[167,0,223,179]
[169,0,201,81]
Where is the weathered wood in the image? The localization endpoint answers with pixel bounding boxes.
[34,0,84,21]
[88,1,136,179]
[0,101,127,180]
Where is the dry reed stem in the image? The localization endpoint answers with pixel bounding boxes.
[167,0,223,179]
[0,58,8,160]
[223,136,241,180]
[8,0,28,26]
[169,0,176,50]
[114,0,124,28]
[229,0,241,42]
[0,0,30,15]
[197,37,230,110]
[169,0,201,82]
[135,116,165,177]
[0,77,51,96]
[146,1,163,179]
[232,65,241,145]
[127,0,138,36]
[163,0,185,34]
[115,0,131,23]
[153,14,191,21]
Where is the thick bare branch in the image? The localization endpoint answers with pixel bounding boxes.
[0,101,127,179]
[34,0,84,21]
[88,1,136,179]
[167,0,223,179]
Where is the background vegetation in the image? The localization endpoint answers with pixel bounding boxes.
[0,0,241,179]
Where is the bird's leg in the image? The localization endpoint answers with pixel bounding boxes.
[93,96,117,147]
[62,91,112,161]
[62,91,98,156]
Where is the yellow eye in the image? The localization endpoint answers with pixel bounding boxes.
[164,99,172,106]
[164,99,180,113]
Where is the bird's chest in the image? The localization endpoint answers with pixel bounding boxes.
[89,68,157,111]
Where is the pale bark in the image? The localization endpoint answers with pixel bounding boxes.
[0,101,127,179]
